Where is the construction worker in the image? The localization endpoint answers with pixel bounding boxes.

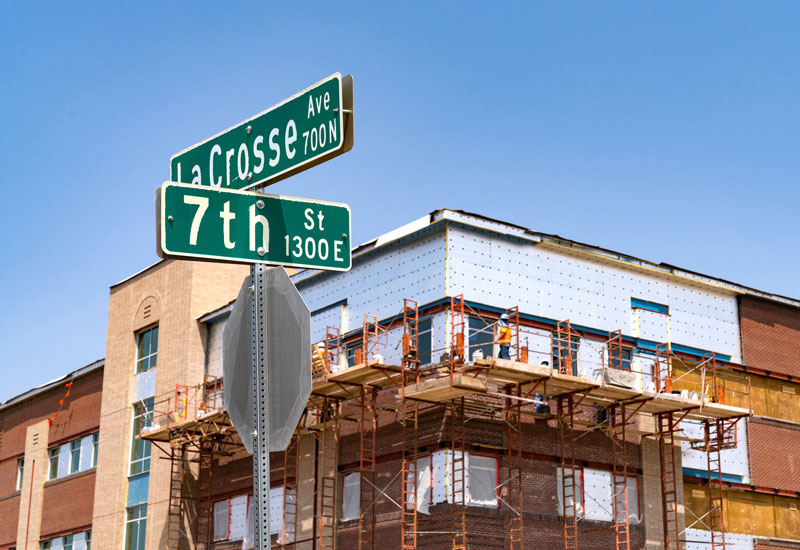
[497,313,512,360]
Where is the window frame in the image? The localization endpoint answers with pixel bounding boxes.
[468,316,494,362]
[551,333,580,375]
[557,465,586,517]
[340,471,361,522]
[16,458,24,491]
[130,399,154,476]
[47,448,59,480]
[135,325,159,374]
[417,316,433,366]
[213,498,232,543]
[402,453,434,508]
[92,432,99,467]
[467,453,500,508]
[70,440,81,474]
[125,503,148,550]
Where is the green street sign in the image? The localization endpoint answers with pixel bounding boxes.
[156,182,351,271]
[170,73,353,190]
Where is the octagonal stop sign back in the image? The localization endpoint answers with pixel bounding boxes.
[222,267,311,453]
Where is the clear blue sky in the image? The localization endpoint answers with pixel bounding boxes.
[1,3,798,401]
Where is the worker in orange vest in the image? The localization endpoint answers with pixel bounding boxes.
[497,313,512,360]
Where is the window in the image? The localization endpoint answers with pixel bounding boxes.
[341,472,360,521]
[40,541,51,550]
[125,504,147,550]
[92,432,99,467]
[214,494,250,541]
[468,317,493,361]
[468,455,499,507]
[557,466,584,517]
[135,326,159,373]
[70,440,81,474]
[16,458,24,490]
[608,346,632,371]
[130,399,154,475]
[86,531,91,550]
[48,448,59,480]
[346,345,360,367]
[214,499,230,542]
[552,333,580,375]
[63,534,73,550]
[616,475,640,523]
[418,318,433,365]
[403,455,432,513]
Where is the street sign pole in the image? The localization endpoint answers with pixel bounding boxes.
[251,263,270,549]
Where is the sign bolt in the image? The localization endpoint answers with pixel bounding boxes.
[257,247,266,257]
[252,430,258,438]
[248,172,253,181]
[246,125,252,135]
[167,216,174,223]
[256,200,265,209]
[342,233,348,240]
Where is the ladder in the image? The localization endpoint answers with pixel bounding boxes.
[282,434,299,545]
[451,398,466,550]
[706,420,727,550]
[558,395,579,550]
[166,445,185,550]
[507,384,524,550]
[401,299,420,550]
[359,387,377,550]
[195,440,214,550]
[318,398,339,550]
[657,413,680,550]
[609,405,630,550]
[555,320,576,375]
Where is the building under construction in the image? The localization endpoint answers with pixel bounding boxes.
[4,209,800,550]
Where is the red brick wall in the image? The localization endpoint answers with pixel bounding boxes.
[0,493,20,548]
[749,421,800,492]
[211,406,644,550]
[0,367,103,496]
[40,470,96,538]
[739,296,800,378]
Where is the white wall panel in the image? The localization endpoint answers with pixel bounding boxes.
[685,528,753,550]
[296,229,446,334]
[583,468,612,521]
[205,317,227,378]
[447,225,742,361]
[79,434,94,471]
[133,368,156,401]
[681,419,750,482]
[310,305,343,346]
[229,494,248,540]
[57,443,71,478]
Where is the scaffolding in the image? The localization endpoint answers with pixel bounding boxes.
[141,295,753,550]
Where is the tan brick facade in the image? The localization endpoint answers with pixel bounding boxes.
[92,259,247,550]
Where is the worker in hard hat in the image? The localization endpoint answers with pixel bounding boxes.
[311,343,326,377]
[497,313,512,360]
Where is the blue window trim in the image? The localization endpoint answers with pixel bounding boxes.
[683,467,743,484]
[630,298,669,315]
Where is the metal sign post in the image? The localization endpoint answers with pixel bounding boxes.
[251,263,270,548]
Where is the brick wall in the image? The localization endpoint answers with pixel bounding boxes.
[40,470,95,539]
[211,406,649,549]
[0,367,102,496]
[0,494,20,548]
[739,296,800,378]
[749,420,800,492]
